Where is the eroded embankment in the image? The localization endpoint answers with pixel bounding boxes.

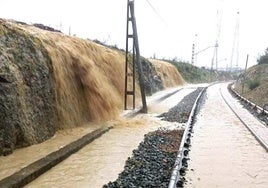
[0,19,185,155]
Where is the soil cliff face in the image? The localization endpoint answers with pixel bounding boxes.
[149,59,185,87]
[0,19,185,155]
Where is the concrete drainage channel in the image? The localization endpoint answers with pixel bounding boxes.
[168,87,207,188]
[0,127,112,188]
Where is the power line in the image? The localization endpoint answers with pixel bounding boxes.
[145,0,168,26]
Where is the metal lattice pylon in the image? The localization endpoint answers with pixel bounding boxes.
[124,0,147,113]
[230,12,240,71]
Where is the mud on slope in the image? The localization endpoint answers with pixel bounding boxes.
[149,59,185,88]
[0,19,126,155]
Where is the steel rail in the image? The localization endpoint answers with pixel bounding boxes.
[168,87,207,188]
[220,86,268,152]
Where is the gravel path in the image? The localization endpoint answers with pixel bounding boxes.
[103,87,206,187]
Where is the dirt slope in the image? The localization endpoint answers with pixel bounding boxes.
[234,64,268,107]
[149,59,185,87]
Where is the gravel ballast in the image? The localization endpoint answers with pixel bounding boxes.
[103,129,183,188]
[159,88,204,123]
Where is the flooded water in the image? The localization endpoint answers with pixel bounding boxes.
[0,86,198,187]
[185,83,268,188]
[148,88,196,113]
[0,125,101,180]
[26,115,180,188]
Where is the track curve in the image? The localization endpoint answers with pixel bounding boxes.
[220,86,268,151]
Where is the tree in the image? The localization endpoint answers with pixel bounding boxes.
[257,48,268,65]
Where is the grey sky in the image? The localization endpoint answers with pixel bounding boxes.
[1,0,268,69]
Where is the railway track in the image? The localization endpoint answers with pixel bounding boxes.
[169,82,268,187]
[221,84,268,151]
[168,87,207,188]
[104,86,206,187]
[228,83,268,126]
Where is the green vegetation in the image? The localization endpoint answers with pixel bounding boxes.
[163,59,235,83]
[257,48,268,65]
[247,79,260,90]
[92,39,125,52]
[90,39,236,84]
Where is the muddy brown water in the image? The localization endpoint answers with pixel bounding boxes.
[25,115,180,188]
[0,125,101,180]
[185,83,268,188]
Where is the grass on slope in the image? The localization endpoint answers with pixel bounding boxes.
[163,60,236,83]
[234,64,268,107]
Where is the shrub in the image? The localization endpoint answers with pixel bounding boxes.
[257,48,268,65]
[247,79,260,90]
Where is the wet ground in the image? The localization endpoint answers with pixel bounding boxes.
[185,83,268,188]
[25,86,199,188]
[103,87,205,187]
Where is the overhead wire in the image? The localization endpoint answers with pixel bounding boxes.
[145,0,168,26]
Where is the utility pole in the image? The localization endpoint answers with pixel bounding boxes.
[211,42,219,71]
[191,43,195,65]
[242,54,249,94]
[211,9,222,71]
[230,11,240,72]
[124,0,147,113]
[191,34,197,65]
